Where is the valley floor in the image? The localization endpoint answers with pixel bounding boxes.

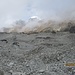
[0,32,75,75]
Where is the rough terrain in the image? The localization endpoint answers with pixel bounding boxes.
[0,32,75,75]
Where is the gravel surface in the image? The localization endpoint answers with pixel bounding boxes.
[0,32,75,75]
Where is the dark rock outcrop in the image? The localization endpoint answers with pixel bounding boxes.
[69,26,75,33]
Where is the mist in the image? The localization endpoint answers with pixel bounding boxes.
[0,0,75,33]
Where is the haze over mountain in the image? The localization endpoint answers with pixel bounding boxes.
[0,0,75,33]
[0,0,75,28]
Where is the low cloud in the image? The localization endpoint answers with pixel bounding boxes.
[0,0,75,33]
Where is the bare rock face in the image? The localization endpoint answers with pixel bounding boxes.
[63,22,75,33]
[69,26,75,33]
[0,70,4,75]
[65,22,75,33]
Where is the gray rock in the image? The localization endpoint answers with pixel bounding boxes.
[0,70,4,75]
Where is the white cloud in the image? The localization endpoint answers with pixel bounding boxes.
[0,0,28,28]
[0,0,75,28]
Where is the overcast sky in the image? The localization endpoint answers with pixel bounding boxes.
[0,0,75,28]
